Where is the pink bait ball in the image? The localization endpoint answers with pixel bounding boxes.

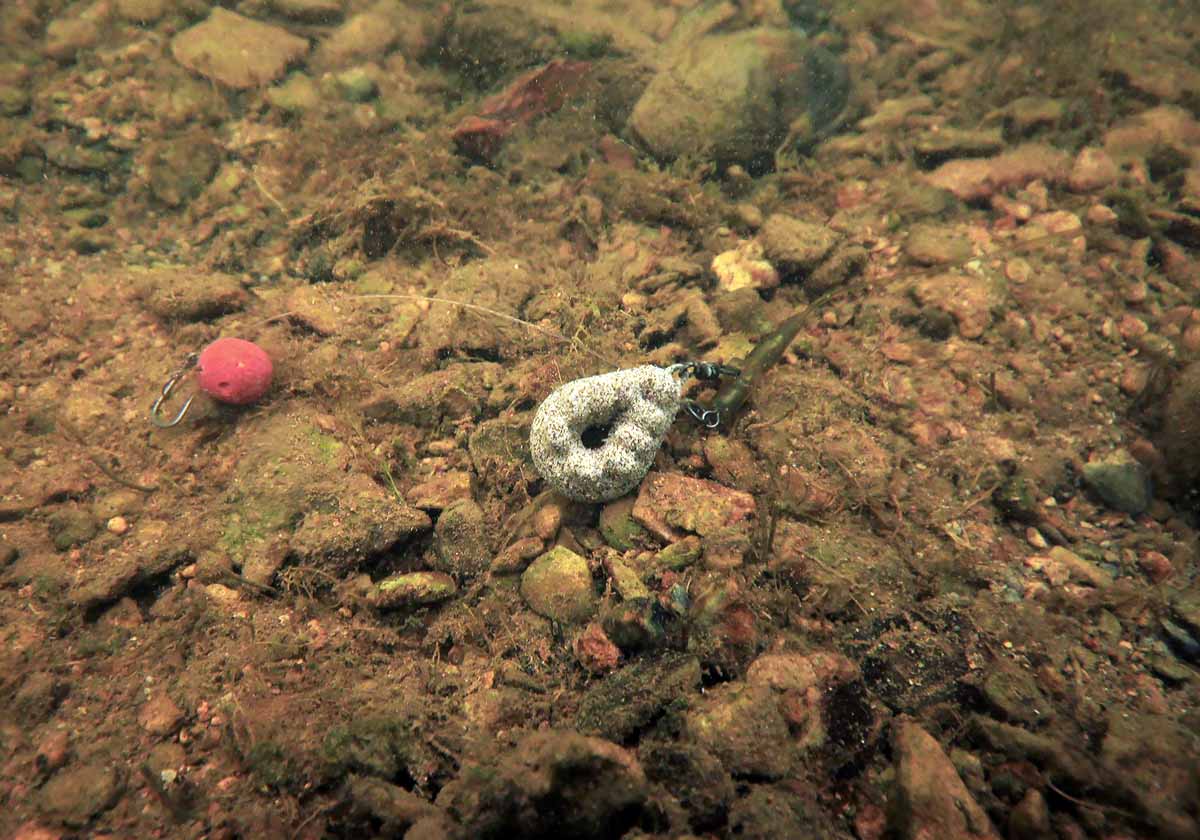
[196,338,273,405]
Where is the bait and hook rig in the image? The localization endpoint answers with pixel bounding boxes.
[150,337,274,428]
[528,287,844,503]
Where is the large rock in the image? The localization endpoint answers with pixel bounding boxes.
[172,9,309,89]
[628,26,848,169]
[683,683,793,779]
[891,719,999,840]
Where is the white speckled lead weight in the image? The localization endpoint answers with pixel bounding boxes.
[530,366,683,503]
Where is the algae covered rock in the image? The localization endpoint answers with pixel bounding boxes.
[138,266,248,322]
[436,729,647,839]
[758,213,840,278]
[221,409,430,584]
[577,652,700,740]
[38,762,124,827]
[361,362,502,429]
[144,130,221,207]
[1080,454,1151,515]
[290,474,431,572]
[598,496,649,551]
[520,545,597,623]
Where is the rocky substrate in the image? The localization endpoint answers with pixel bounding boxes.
[3,1,1200,839]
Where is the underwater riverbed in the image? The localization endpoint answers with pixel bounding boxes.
[2,1,1200,838]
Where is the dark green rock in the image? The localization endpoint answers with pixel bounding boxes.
[1081,457,1151,515]
[601,597,668,653]
[576,652,700,740]
[431,499,490,579]
[981,665,1053,726]
[598,496,648,551]
[993,474,1040,523]
[48,506,99,551]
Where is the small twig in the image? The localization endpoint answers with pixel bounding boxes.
[59,417,158,493]
[1044,779,1138,821]
[356,293,616,368]
[251,167,290,218]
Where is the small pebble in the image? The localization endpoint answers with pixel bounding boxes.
[1124,281,1148,305]
[1086,203,1118,225]
[1025,527,1048,549]
[106,516,129,535]
[1138,550,1173,584]
[1180,323,1200,354]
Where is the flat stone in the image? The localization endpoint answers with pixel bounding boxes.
[904,224,973,266]
[374,571,457,609]
[289,474,432,574]
[139,266,247,322]
[271,0,344,24]
[758,213,839,276]
[44,18,100,62]
[406,471,472,511]
[489,536,544,575]
[38,763,123,827]
[115,0,168,24]
[910,272,1002,339]
[1103,105,1200,165]
[913,127,1004,164]
[924,144,1071,202]
[746,651,859,693]
[632,472,755,568]
[172,9,309,89]
[1068,147,1119,192]
[138,693,184,736]
[311,8,400,72]
[1046,546,1113,589]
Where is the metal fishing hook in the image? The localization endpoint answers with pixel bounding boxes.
[668,361,741,429]
[149,353,199,428]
